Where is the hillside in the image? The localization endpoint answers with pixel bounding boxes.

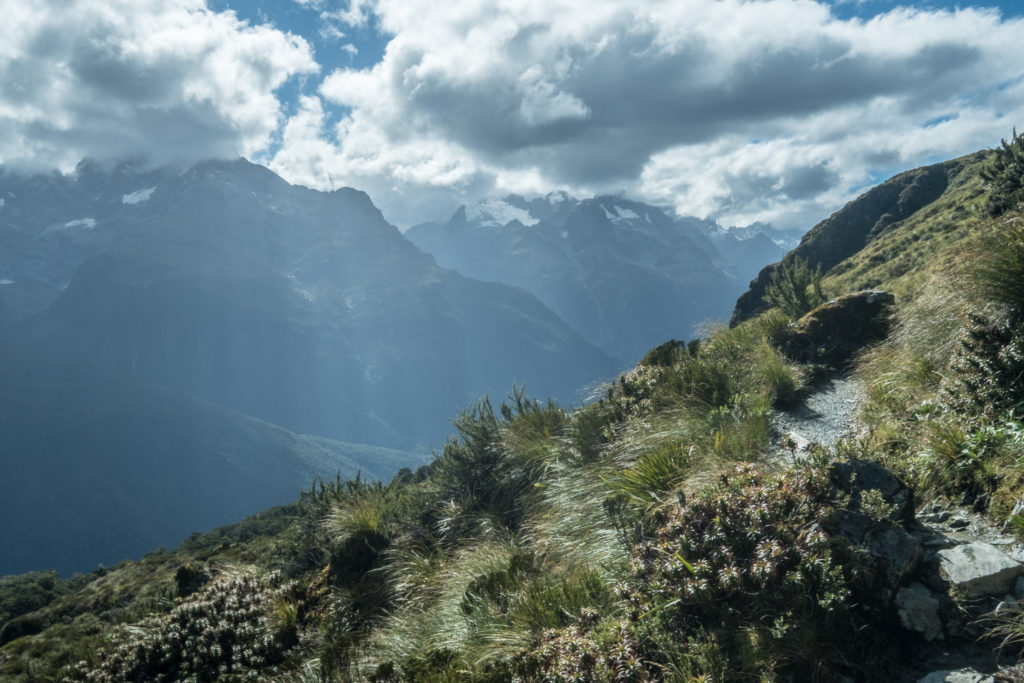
[6,139,1024,681]
[732,152,987,324]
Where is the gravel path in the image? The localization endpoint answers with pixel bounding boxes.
[772,376,866,453]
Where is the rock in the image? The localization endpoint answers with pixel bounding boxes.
[937,542,1024,599]
[1012,494,1024,517]
[948,515,969,530]
[825,510,921,601]
[866,522,923,600]
[781,430,812,453]
[896,582,943,641]
[917,669,994,683]
[919,510,952,524]
[774,290,896,367]
[1015,575,1024,599]
[829,459,914,523]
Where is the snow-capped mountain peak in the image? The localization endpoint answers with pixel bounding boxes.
[464,197,539,228]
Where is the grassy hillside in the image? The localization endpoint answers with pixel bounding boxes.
[732,151,988,323]
[4,139,1024,681]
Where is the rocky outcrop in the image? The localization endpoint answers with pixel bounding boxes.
[731,157,976,325]
[817,459,1024,677]
[774,290,895,367]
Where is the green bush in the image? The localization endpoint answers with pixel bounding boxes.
[68,570,299,682]
[981,129,1024,216]
[0,570,67,634]
[618,464,891,680]
[639,339,688,368]
[764,256,826,320]
[945,313,1024,419]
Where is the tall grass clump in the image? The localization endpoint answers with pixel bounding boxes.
[857,269,968,431]
[946,215,1024,418]
[968,219,1024,319]
[360,543,618,680]
[524,457,630,577]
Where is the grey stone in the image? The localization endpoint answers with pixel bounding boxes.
[825,507,921,602]
[895,582,943,641]
[937,541,1024,599]
[919,510,952,524]
[922,535,957,549]
[829,459,914,522]
[781,430,812,453]
[948,515,969,530]
[1012,494,1024,517]
[917,669,993,683]
[866,522,922,599]
[827,509,874,543]
[1015,574,1024,599]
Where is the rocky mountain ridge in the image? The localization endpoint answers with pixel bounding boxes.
[1,158,618,449]
[406,193,793,362]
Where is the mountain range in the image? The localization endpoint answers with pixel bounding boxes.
[0,159,622,574]
[0,157,798,576]
[1,159,617,449]
[406,193,793,362]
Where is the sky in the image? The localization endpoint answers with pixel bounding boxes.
[1,1,1023,231]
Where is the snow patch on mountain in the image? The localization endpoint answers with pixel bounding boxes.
[64,218,96,229]
[466,198,539,228]
[122,187,156,205]
[601,204,640,222]
[285,272,315,303]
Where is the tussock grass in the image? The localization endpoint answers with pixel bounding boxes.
[966,216,1024,323]
[525,458,629,576]
[358,541,528,676]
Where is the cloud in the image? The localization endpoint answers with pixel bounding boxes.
[0,0,317,171]
[270,0,1024,229]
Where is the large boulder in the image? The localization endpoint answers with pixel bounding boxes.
[825,460,920,601]
[937,542,1024,599]
[775,290,895,367]
[829,459,915,523]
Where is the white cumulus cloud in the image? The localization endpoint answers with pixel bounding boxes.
[0,0,317,171]
[269,0,1024,229]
